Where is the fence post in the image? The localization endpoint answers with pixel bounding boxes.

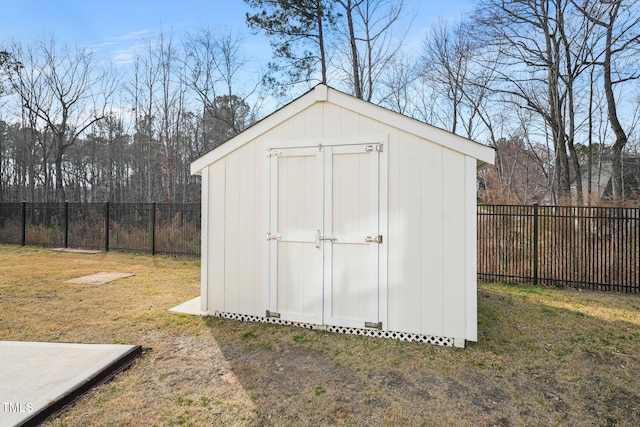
[151,202,157,256]
[533,203,539,286]
[64,201,69,248]
[104,201,110,252]
[21,201,26,246]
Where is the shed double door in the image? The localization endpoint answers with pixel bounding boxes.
[268,144,381,329]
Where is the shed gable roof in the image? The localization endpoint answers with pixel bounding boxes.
[191,84,495,175]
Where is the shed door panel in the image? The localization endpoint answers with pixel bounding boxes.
[269,144,380,328]
[269,148,323,324]
[324,146,380,328]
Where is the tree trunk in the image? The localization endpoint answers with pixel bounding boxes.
[603,13,627,202]
[547,37,570,198]
[317,1,327,84]
[54,134,66,202]
[344,0,362,98]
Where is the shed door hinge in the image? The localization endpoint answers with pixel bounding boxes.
[365,144,383,152]
[267,149,282,157]
[365,321,382,330]
[365,235,383,244]
[266,310,281,318]
[266,233,281,241]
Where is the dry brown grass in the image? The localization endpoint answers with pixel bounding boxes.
[1,245,640,426]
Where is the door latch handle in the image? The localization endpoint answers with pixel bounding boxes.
[315,232,336,247]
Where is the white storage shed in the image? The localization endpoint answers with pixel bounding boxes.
[191,84,495,347]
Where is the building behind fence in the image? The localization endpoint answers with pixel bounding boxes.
[1,202,638,292]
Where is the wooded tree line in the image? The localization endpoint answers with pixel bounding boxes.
[1,0,639,205]
[0,27,258,203]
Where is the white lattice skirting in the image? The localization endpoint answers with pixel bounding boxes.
[213,311,454,347]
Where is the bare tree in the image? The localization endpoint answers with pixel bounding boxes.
[128,37,161,202]
[183,27,255,153]
[5,38,114,201]
[573,0,640,202]
[419,19,474,136]
[473,0,592,202]
[417,16,507,151]
[5,37,115,202]
[377,53,416,115]
[154,30,182,202]
[334,0,365,98]
[333,0,408,101]
[0,51,18,202]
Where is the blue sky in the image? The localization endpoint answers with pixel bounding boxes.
[0,0,475,68]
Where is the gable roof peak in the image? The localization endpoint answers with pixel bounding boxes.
[314,84,329,101]
[190,83,495,174]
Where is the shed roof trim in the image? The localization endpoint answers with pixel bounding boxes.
[191,84,495,175]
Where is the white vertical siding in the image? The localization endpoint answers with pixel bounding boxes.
[386,128,401,331]
[266,116,292,141]
[304,106,324,137]
[200,167,209,313]
[252,141,265,314]
[419,141,445,336]
[378,135,389,333]
[224,149,241,313]
[441,148,468,340]
[387,135,423,334]
[207,159,226,313]
[219,142,260,316]
[386,127,471,339]
[465,156,478,341]
[323,103,342,137]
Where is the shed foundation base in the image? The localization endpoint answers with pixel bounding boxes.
[213,311,456,347]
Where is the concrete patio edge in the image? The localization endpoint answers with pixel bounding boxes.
[0,342,143,427]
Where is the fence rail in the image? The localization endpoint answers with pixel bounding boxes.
[1,202,639,292]
[0,202,200,257]
[478,204,640,293]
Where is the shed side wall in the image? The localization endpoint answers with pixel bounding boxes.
[206,140,264,317]
[384,122,471,340]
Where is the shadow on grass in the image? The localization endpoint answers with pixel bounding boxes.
[199,283,640,427]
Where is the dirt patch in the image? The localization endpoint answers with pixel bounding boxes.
[64,272,134,284]
[50,248,102,254]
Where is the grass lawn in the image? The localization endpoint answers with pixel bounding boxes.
[1,245,639,426]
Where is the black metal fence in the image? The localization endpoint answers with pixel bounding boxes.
[1,202,639,292]
[0,202,200,257]
[478,204,640,293]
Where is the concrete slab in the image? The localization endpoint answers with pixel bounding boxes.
[50,248,102,254]
[169,296,206,316]
[0,341,141,427]
[64,272,134,285]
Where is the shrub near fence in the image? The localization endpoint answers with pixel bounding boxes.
[0,202,23,244]
[0,202,201,258]
[478,204,640,293]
